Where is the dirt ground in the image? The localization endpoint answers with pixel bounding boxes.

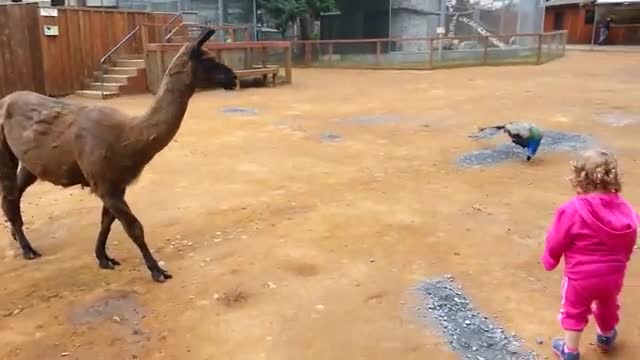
[1,52,640,360]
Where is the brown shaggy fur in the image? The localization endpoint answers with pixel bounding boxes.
[0,29,237,282]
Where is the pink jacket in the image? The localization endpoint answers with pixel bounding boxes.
[542,193,637,280]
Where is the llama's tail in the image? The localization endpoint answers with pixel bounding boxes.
[0,97,19,171]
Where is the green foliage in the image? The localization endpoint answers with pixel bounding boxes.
[258,0,336,35]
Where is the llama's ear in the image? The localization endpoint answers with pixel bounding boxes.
[196,29,216,49]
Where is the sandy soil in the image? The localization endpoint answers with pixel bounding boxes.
[1,52,640,360]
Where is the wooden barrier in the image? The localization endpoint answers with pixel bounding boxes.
[38,7,176,96]
[0,3,45,97]
[0,4,177,98]
[145,41,292,93]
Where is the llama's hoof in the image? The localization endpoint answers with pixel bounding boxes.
[22,248,42,260]
[99,260,115,270]
[106,256,121,266]
[150,267,172,283]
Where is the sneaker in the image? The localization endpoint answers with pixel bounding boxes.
[596,328,617,353]
[551,338,580,360]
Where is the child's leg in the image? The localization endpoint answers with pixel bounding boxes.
[564,330,581,352]
[592,277,623,353]
[593,296,620,335]
[557,278,591,352]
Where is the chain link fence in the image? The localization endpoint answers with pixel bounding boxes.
[290,31,567,70]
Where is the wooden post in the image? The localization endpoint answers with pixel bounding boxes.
[376,41,381,67]
[285,45,293,84]
[304,42,311,66]
[260,47,267,67]
[141,24,148,52]
[428,38,434,69]
[483,35,489,65]
[328,42,334,67]
[537,34,543,64]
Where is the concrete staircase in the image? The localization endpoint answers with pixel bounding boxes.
[75,56,147,99]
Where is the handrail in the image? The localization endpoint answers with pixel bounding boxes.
[161,12,185,42]
[164,22,207,43]
[99,25,141,100]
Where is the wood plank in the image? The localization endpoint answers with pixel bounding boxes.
[0,6,8,97]
[58,9,72,94]
[67,10,83,91]
[26,4,45,94]
[236,68,279,77]
[4,5,22,94]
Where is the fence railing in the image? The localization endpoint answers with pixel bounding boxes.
[289,31,567,70]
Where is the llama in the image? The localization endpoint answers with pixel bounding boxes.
[0,29,237,282]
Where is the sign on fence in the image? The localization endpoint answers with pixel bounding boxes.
[43,25,59,36]
[39,8,58,17]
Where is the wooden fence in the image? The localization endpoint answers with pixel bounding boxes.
[0,3,178,98]
[145,41,293,94]
[39,7,176,96]
[0,3,45,97]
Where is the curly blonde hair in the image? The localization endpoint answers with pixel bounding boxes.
[570,149,621,194]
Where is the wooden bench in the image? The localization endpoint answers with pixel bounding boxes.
[235,65,279,89]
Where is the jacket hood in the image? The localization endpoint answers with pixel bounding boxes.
[575,193,637,250]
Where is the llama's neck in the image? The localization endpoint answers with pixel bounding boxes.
[133,55,194,160]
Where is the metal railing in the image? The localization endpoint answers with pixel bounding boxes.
[161,11,184,41]
[164,22,207,43]
[99,25,141,99]
[290,30,568,70]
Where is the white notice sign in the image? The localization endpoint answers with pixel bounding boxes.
[40,8,59,17]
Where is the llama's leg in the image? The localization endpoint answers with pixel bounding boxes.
[9,167,37,243]
[100,191,171,282]
[0,155,40,259]
[95,205,121,269]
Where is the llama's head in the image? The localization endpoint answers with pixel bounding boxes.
[189,29,237,90]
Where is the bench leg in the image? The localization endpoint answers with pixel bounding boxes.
[262,74,268,87]
[272,73,277,87]
[236,79,241,90]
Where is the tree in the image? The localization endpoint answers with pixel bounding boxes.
[258,0,336,39]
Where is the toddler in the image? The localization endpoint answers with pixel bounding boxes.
[542,149,637,359]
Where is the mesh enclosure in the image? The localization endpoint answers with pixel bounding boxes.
[312,0,562,69]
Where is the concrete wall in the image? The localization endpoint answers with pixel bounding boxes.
[390,0,440,51]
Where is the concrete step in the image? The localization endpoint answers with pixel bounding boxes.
[75,90,119,99]
[115,54,144,60]
[91,74,130,85]
[86,82,124,92]
[105,66,138,76]
[115,59,145,69]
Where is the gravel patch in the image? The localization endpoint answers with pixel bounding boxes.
[320,133,342,143]
[221,107,258,115]
[596,112,640,127]
[416,277,536,360]
[459,130,594,167]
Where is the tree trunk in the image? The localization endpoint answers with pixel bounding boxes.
[299,13,314,40]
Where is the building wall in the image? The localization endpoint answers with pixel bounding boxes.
[544,5,594,44]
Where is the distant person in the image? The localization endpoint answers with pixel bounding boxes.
[597,17,614,45]
[478,122,543,161]
[542,149,637,360]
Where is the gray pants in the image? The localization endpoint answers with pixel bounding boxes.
[598,27,609,45]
